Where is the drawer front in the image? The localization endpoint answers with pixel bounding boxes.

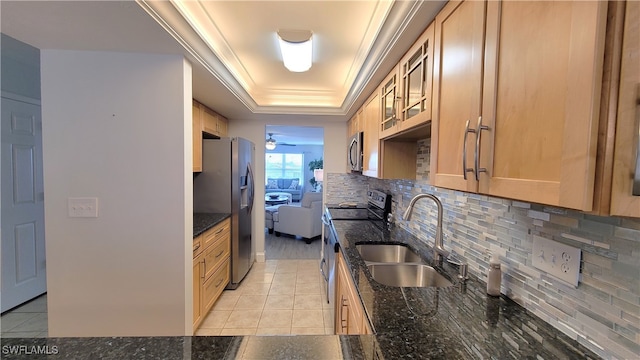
[202,218,230,249]
[193,235,203,259]
[203,258,230,312]
[193,256,202,328]
[203,236,230,279]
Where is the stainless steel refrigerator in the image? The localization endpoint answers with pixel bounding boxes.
[194,137,255,289]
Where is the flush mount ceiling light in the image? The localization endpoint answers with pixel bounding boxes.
[265,133,277,150]
[277,30,313,72]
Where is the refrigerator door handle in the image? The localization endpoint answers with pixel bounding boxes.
[247,162,255,215]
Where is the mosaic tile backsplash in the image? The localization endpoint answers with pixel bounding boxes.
[326,141,639,360]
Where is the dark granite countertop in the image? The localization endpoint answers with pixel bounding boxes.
[330,219,600,360]
[193,213,230,238]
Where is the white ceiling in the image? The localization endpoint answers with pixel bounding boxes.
[0,0,446,124]
[266,125,324,146]
[172,0,392,109]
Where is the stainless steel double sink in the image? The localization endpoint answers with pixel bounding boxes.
[356,244,452,288]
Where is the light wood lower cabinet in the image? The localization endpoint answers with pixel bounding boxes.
[193,253,203,327]
[335,250,371,335]
[203,258,230,312]
[203,231,231,280]
[202,218,230,250]
[193,218,231,332]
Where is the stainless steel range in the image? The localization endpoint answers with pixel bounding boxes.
[326,190,392,222]
[320,190,391,332]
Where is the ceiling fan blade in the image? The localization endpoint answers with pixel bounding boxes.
[280,143,296,146]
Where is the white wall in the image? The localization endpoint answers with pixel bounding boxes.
[41,50,192,336]
[230,119,347,262]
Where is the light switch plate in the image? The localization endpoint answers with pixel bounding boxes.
[532,236,581,287]
[68,197,99,218]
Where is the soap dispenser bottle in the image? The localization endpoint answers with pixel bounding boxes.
[487,253,501,296]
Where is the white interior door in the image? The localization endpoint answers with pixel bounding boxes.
[1,96,46,312]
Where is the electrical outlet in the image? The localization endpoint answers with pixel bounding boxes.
[68,197,99,218]
[532,236,581,287]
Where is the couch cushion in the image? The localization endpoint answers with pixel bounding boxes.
[267,179,279,189]
[288,179,299,189]
[301,192,322,208]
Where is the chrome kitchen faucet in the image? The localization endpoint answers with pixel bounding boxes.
[403,193,449,263]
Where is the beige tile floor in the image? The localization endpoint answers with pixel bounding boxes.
[195,259,333,336]
[1,294,48,338]
[1,260,329,338]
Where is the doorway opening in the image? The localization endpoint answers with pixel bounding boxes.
[263,125,324,260]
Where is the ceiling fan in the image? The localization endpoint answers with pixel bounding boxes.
[265,133,296,150]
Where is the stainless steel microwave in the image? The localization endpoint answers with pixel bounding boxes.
[348,131,363,172]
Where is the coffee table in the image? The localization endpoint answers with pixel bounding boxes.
[265,195,290,205]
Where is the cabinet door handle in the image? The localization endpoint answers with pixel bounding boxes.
[193,244,201,252]
[215,250,224,258]
[340,297,349,331]
[214,228,224,235]
[202,258,206,278]
[462,119,476,180]
[474,116,490,181]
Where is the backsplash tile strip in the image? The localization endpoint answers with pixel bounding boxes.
[326,155,639,359]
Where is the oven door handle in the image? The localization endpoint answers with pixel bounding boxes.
[321,213,331,226]
[319,258,328,282]
[367,208,385,221]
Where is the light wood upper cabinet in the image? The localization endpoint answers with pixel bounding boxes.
[193,100,228,173]
[347,109,362,137]
[480,0,606,210]
[192,100,202,172]
[379,65,400,139]
[379,22,435,141]
[431,0,485,193]
[610,1,640,217]
[398,21,435,131]
[217,114,228,137]
[202,107,218,136]
[200,102,228,138]
[431,0,607,211]
[362,91,380,178]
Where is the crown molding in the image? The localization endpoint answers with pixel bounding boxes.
[136,0,423,116]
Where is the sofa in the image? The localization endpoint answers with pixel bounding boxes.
[265,178,303,201]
